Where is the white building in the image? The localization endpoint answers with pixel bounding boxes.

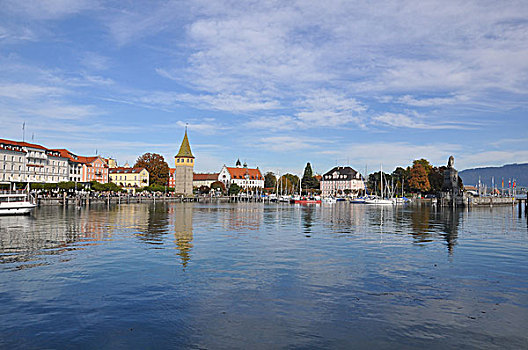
[218,160,264,191]
[320,166,364,197]
[193,173,220,188]
[0,139,69,184]
[53,149,84,183]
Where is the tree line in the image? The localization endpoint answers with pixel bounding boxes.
[367,159,463,195]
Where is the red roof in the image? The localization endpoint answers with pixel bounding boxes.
[51,149,82,163]
[226,167,263,180]
[76,156,101,165]
[0,138,47,150]
[109,167,146,174]
[169,168,175,175]
[193,173,219,181]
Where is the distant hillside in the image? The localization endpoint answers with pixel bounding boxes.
[459,163,528,187]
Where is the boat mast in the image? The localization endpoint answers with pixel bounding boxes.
[380,164,384,199]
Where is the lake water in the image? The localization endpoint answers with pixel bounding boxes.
[0,202,527,349]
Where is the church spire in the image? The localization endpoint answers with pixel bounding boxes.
[176,129,194,158]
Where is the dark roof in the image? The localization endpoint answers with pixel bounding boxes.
[109,167,146,174]
[322,166,360,181]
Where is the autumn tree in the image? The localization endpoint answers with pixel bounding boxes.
[412,159,433,175]
[134,153,170,186]
[409,163,431,193]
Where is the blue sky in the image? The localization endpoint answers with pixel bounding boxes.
[1,0,527,176]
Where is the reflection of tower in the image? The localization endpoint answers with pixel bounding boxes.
[442,209,461,255]
[173,203,194,267]
[174,128,195,196]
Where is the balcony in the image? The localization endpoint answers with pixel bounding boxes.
[26,152,47,160]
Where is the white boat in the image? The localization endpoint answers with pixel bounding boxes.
[322,197,337,204]
[0,191,36,215]
[365,196,393,205]
[392,197,411,204]
[279,195,291,202]
[365,164,394,205]
[349,197,366,204]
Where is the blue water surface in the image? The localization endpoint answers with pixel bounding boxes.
[0,202,527,349]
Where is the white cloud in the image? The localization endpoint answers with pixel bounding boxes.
[319,142,463,173]
[373,112,478,130]
[0,83,65,99]
[258,135,333,152]
[395,94,470,107]
[80,52,111,71]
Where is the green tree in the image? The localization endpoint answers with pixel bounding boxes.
[90,181,122,192]
[367,171,392,195]
[409,163,431,193]
[134,153,170,186]
[211,181,226,193]
[392,167,411,194]
[301,162,319,190]
[282,174,300,193]
[228,183,241,195]
[105,182,123,192]
[428,166,446,193]
[58,181,76,191]
[198,185,210,194]
[144,183,166,192]
[264,172,277,189]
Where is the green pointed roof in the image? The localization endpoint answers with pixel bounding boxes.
[176,130,194,158]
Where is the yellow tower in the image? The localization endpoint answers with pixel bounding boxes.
[174,128,195,195]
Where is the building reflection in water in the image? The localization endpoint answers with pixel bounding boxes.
[409,205,433,243]
[408,205,461,254]
[169,203,194,268]
[440,209,461,255]
[0,205,115,267]
[224,204,262,232]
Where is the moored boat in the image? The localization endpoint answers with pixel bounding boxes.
[349,197,366,204]
[0,190,36,215]
[292,196,322,204]
[322,197,337,204]
[364,196,393,205]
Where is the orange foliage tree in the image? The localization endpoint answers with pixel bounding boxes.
[409,163,431,193]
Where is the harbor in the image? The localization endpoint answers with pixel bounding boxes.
[1,201,527,349]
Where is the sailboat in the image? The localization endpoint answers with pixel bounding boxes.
[365,165,393,205]
[350,170,368,203]
[292,176,321,204]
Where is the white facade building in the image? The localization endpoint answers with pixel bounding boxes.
[0,139,69,184]
[218,160,264,191]
[320,166,364,197]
